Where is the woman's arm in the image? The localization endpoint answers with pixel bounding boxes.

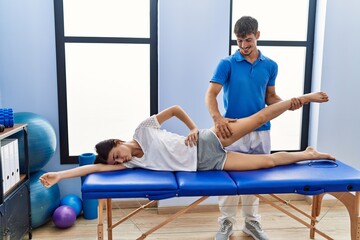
[39,163,126,188]
[155,105,198,146]
[156,105,196,128]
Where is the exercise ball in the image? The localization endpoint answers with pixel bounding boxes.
[52,205,77,229]
[60,194,83,216]
[30,170,61,229]
[14,112,57,173]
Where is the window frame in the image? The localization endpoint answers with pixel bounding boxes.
[54,0,158,164]
[229,0,317,151]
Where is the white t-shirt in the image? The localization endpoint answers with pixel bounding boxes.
[123,115,197,171]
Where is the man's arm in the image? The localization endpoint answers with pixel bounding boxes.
[266,86,302,110]
[205,82,223,121]
[205,82,233,138]
[265,86,282,105]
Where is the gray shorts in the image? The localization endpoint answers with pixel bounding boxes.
[197,129,227,171]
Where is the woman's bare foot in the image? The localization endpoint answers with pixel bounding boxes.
[305,146,336,160]
[300,92,329,104]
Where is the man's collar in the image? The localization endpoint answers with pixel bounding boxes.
[234,49,265,62]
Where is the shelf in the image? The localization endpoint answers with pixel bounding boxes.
[0,124,27,140]
[0,123,31,239]
[4,174,27,196]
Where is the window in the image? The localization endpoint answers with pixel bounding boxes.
[230,0,316,151]
[54,0,158,164]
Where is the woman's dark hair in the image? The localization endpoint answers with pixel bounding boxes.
[94,139,123,164]
[234,16,258,38]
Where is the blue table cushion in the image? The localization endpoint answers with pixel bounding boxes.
[82,160,360,200]
[82,168,178,200]
[228,160,360,195]
[176,171,237,196]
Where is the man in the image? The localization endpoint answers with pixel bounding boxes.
[205,16,302,240]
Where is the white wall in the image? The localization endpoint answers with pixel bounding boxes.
[158,0,229,206]
[309,0,327,148]
[158,0,228,133]
[316,0,360,169]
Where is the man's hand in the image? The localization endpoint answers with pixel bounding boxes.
[289,97,303,110]
[214,117,236,139]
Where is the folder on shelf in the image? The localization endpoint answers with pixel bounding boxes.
[13,139,20,183]
[1,141,11,193]
[1,139,20,193]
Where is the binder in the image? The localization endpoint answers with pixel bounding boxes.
[13,139,20,183]
[1,140,11,193]
[1,139,20,192]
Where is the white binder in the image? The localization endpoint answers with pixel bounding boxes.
[1,140,11,193]
[12,139,20,183]
[1,139,20,192]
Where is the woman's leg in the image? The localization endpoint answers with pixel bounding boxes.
[223,146,336,171]
[215,92,329,147]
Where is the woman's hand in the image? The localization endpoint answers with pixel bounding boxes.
[185,128,199,147]
[39,172,60,188]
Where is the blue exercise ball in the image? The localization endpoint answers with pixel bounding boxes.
[14,112,57,173]
[30,170,61,229]
[60,194,83,217]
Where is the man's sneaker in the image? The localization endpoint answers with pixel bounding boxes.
[214,219,233,240]
[242,220,269,240]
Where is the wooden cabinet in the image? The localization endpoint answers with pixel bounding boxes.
[0,124,31,239]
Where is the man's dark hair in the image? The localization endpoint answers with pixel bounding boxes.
[234,16,258,38]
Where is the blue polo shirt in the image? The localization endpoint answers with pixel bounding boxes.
[211,50,278,131]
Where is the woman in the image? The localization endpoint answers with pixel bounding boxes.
[40,92,335,188]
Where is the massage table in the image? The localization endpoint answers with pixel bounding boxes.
[82,160,360,240]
